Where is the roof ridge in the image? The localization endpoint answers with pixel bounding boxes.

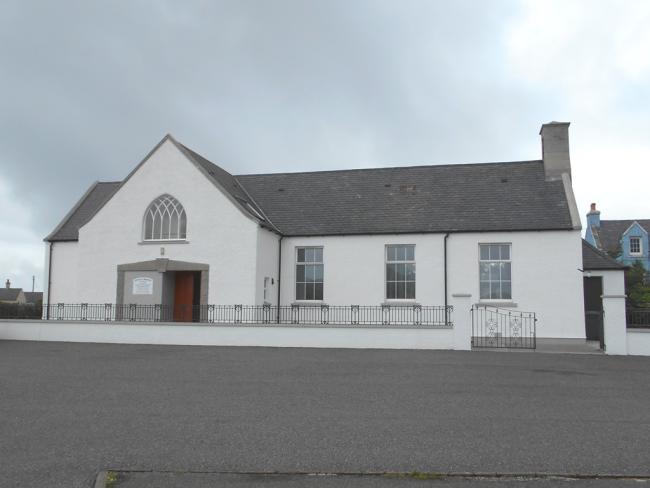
[601,219,650,223]
[236,159,543,178]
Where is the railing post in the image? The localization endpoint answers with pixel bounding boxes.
[450,293,472,350]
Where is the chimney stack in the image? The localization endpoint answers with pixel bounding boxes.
[586,202,601,228]
[5,279,10,289]
[540,122,571,181]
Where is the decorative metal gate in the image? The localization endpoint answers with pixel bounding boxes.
[471,305,537,349]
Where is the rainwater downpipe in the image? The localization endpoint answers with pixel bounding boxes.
[444,232,449,326]
[276,235,283,323]
[46,241,53,320]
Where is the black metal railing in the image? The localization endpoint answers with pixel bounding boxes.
[627,308,650,328]
[6,303,452,327]
[471,305,536,349]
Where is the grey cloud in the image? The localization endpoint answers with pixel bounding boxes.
[0,0,572,288]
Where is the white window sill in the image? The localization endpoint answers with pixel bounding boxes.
[138,240,189,245]
[477,301,518,308]
[383,300,420,306]
[291,301,327,307]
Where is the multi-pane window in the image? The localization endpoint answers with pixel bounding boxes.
[296,247,323,300]
[143,194,187,241]
[479,244,512,300]
[630,237,642,255]
[386,245,416,300]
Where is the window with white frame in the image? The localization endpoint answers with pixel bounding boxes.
[479,243,512,300]
[143,194,187,241]
[296,247,323,300]
[630,237,642,255]
[385,244,416,300]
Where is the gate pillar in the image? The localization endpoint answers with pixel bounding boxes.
[602,294,627,355]
[451,293,472,350]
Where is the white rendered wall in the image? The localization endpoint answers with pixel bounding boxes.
[280,234,446,306]
[66,139,260,305]
[448,230,584,339]
[47,241,80,304]
[255,228,280,304]
[0,320,454,350]
[627,329,650,356]
[281,230,584,338]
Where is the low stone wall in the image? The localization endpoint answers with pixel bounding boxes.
[627,328,650,356]
[0,320,457,350]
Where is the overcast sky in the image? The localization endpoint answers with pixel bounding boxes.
[1,0,649,291]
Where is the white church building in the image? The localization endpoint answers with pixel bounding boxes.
[43,122,585,339]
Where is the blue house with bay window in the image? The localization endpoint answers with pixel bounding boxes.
[585,203,650,270]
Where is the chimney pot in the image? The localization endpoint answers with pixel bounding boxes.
[5,279,10,289]
[586,202,601,228]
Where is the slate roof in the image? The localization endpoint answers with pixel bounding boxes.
[582,239,626,270]
[592,220,650,253]
[0,288,23,302]
[178,143,270,225]
[47,181,121,241]
[47,139,577,241]
[236,160,574,235]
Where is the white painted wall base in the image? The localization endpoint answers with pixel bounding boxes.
[0,320,455,350]
[627,329,650,356]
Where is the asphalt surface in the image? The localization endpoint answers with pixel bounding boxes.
[1,341,649,488]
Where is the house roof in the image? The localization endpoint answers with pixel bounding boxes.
[24,292,43,304]
[595,220,650,253]
[237,160,574,235]
[46,139,577,241]
[582,239,626,270]
[0,288,23,301]
[46,181,121,241]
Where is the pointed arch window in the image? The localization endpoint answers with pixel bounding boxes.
[143,194,187,241]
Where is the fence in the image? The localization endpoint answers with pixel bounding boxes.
[627,308,650,329]
[6,303,452,327]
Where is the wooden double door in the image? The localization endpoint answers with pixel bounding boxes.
[173,271,201,322]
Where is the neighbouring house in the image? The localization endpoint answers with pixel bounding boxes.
[23,292,43,305]
[585,203,650,270]
[0,280,26,304]
[43,122,585,339]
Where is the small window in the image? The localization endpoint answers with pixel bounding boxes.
[479,243,512,300]
[263,277,270,302]
[296,247,323,300]
[386,244,416,300]
[143,194,187,241]
[630,237,642,255]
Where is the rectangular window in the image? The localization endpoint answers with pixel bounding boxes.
[296,247,323,301]
[263,277,270,301]
[479,243,512,300]
[630,237,642,255]
[386,244,416,300]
